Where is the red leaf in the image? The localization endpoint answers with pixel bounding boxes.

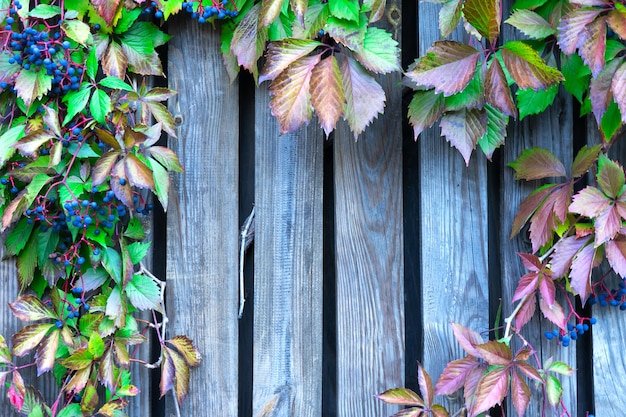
[517,252,543,271]
[569,186,610,219]
[510,184,560,238]
[440,108,488,165]
[539,295,566,329]
[571,144,602,178]
[557,9,603,55]
[590,58,620,125]
[550,235,592,277]
[509,147,567,180]
[125,154,155,191]
[512,272,539,302]
[464,364,487,412]
[594,205,622,245]
[91,0,121,25]
[417,362,434,407]
[515,295,536,330]
[451,323,484,358]
[511,370,531,417]
[516,361,543,382]
[376,388,424,407]
[407,90,445,139]
[606,236,626,277]
[405,41,481,96]
[501,41,563,90]
[569,242,597,303]
[551,184,572,223]
[474,341,512,366]
[471,368,510,416]
[92,150,121,187]
[485,58,517,118]
[577,16,607,78]
[435,356,480,396]
[528,194,557,252]
[608,6,626,39]
[538,273,556,306]
[596,154,625,199]
[310,55,345,137]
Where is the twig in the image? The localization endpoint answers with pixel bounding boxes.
[503,293,532,341]
[172,389,181,417]
[238,206,255,319]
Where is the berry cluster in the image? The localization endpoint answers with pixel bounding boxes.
[588,280,626,309]
[544,317,597,347]
[181,0,239,22]
[142,1,165,19]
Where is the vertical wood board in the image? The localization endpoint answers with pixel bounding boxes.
[334,59,405,416]
[165,16,239,416]
[252,86,324,417]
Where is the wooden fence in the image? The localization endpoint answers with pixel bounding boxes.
[0,1,623,416]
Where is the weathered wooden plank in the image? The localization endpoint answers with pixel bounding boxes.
[499,8,577,415]
[417,3,490,413]
[334,25,404,417]
[251,86,324,417]
[165,16,239,416]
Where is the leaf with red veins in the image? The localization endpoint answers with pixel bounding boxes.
[515,295,536,330]
[594,204,622,245]
[435,356,480,396]
[404,41,481,96]
[510,184,560,238]
[451,323,484,357]
[440,107,488,165]
[417,362,434,407]
[572,144,602,178]
[472,367,510,416]
[474,341,513,366]
[511,370,531,417]
[606,235,626,277]
[501,41,563,90]
[91,0,121,25]
[408,90,445,139]
[578,15,607,77]
[528,194,557,252]
[569,186,610,218]
[259,39,322,83]
[509,147,567,180]
[102,41,127,79]
[269,55,321,134]
[463,0,500,44]
[608,4,626,40]
[539,271,556,305]
[485,58,517,118]
[518,252,543,271]
[557,9,603,55]
[570,243,597,303]
[341,56,386,138]
[550,235,593,277]
[539,296,566,329]
[311,55,345,137]
[512,272,539,302]
[596,154,625,198]
[590,58,620,125]
[376,388,424,407]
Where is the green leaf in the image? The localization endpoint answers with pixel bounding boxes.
[571,144,602,178]
[82,267,109,292]
[505,9,556,39]
[99,76,135,91]
[62,86,92,125]
[0,123,26,169]
[376,388,424,406]
[439,0,463,38]
[405,41,481,96]
[114,6,141,32]
[126,274,161,311]
[478,103,508,159]
[29,4,61,18]
[546,375,563,406]
[324,15,367,50]
[127,242,151,264]
[17,232,38,287]
[56,404,83,417]
[561,52,591,103]
[501,41,563,90]
[146,147,184,172]
[463,0,500,44]
[5,217,35,256]
[88,332,105,359]
[36,228,59,268]
[597,154,625,198]
[119,21,171,76]
[9,295,57,321]
[123,217,146,240]
[15,69,53,108]
[354,27,401,74]
[61,20,92,45]
[90,89,111,125]
[600,101,622,142]
[60,348,94,370]
[103,247,122,284]
[444,67,484,111]
[516,84,559,120]
[149,154,170,211]
[511,0,548,10]
[407,90,445,139]
[293,3,329,39]
[328,0,360,21]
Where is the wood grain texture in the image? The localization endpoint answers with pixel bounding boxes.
[500,7,577,415]
[590,125,625,417]
[165,16,239,416]
[252,85,324,417]
[417,3,490,412]
[334,57,404,417]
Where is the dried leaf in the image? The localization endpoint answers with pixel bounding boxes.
[35,330,59,375]
[310,55,345,137]
[167,335,202,367]
[608,5,626,39]
[102,41,128,79]
[405,41,481,96]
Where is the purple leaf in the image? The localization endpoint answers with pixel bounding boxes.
[451,323,484,358]
[511,370,531,417]
[538,273,556,306]
[512,272,539,302]
[435,356,480,396]
[594,205,622,246]
[539,295,566,329]
[417,362,434,407]
[515,296,536,331]
[509,147,567,180]
[570,243,597,304]
[606,236,626,277]
[471,368,510,416]
[474,341,512,366]
[439,107,488,165]
[569,186,610,219]
[517,252,543,272]
[510,184,559,238]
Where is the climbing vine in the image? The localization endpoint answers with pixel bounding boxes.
[0,0,623,415]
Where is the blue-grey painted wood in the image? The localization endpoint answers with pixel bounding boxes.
[252,85,324,417]
[165,16,239,416]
